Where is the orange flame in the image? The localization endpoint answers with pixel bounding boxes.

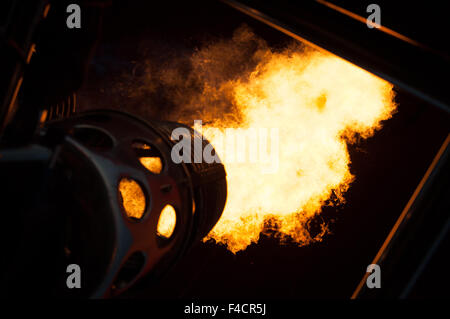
[131,26,397,253]
[196,43,396,253]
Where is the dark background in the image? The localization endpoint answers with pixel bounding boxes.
[75,1,450,298]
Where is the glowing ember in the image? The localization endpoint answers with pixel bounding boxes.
[119,178,146,219]
[139,157,163,174]
[198,45,396,253]
[157,205,177,238]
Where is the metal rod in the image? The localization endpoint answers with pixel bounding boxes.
[351,134,450,298]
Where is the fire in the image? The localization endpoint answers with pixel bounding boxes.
[128,26,397,253]
[198,44,396,253]
[157,205,177,239]
[139,157,163,174]
[119,178,146,220]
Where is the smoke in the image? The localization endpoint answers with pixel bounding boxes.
[91,25,284,125]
